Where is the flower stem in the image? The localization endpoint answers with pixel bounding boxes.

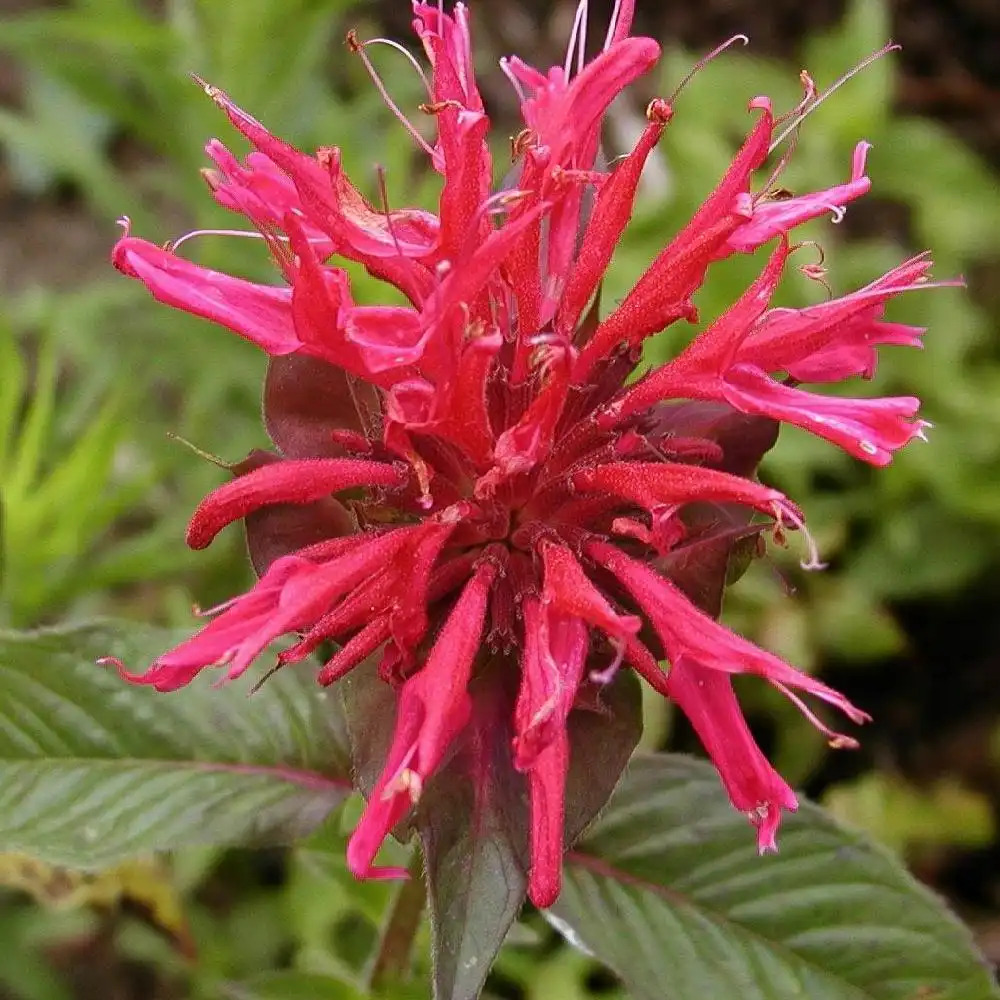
[365,850,427,992]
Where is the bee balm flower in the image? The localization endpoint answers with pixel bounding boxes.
[110,0,945,906]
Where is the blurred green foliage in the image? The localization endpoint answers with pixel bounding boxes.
[0,0,998,996]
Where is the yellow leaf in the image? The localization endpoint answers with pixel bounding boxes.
[0,853,194,955]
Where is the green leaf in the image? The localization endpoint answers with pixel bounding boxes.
[220,970,369,1000]
[0,621,352,867]
[549,754,998,1000]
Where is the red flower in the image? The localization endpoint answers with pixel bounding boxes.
[110,0,948,907]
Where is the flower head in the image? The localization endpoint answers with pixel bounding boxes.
[111,0,946,907]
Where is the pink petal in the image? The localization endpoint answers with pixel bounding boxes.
[572,460,798,523]
[343,305,426,373]
[722,366,926,466]
[724,141,872,254]
[590,542,870,729]
[540,541,640,640]
[347,561,496,880]
[666,660,798,851]
[514,598,586,906]
[186,458,405,550]
[112,237,297,354]
[556,104,670,337]
[574,99,775,382]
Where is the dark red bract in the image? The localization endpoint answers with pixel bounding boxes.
[110,0,943,906]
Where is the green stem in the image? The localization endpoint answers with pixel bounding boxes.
[365,851,427,993]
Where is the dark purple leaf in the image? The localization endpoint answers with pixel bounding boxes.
[563,669,642,843]
[414,663,528,1000]
[340,656,642,1000]
[244,499,355,576]
[263,353,381,459]
[655,503,764,617]
[650,400,779,477]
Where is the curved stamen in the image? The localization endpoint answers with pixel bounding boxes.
[667,34,750,105]
[165,228,329,255]
[793,241,834,297]
[769,42,900,152]
[770,680,862,748]
[773,502,827,571]
[589,636,627,685]
[347,30,436,159]
[361,37,433,96]
[498,56,528,104]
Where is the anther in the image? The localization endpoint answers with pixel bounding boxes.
[645,98,674,124]
[419,99,462,114]
[511,128,537,160]
[498,56,528,104]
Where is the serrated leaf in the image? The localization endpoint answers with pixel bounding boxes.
[0,621,352,867]
[549,754,999,1000]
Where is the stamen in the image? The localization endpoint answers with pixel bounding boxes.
[116,215,131,235]
[168,227,266,253]
[770,681,861,749]
[499,57,529,104]
[360,37,432,96]
[769,42,900,152]
[793,241,834,297]
[95,656,129,679]
[193,595,242,618]
[564,0,589,79]
[472,187,531,227]
[347,29,436,159]
[590,637,627,685]
[193,75,269,134]
[165,227,329,256]
[755,130,800,204]
[374,164,405,259]
[165,432,230,468]
[249,661,284,695]
[667,35,750,105]
[602,0,631,50]
[772,501,827,571]
[383,744,422,802]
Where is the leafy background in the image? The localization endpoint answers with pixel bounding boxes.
[0,0,999,997]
